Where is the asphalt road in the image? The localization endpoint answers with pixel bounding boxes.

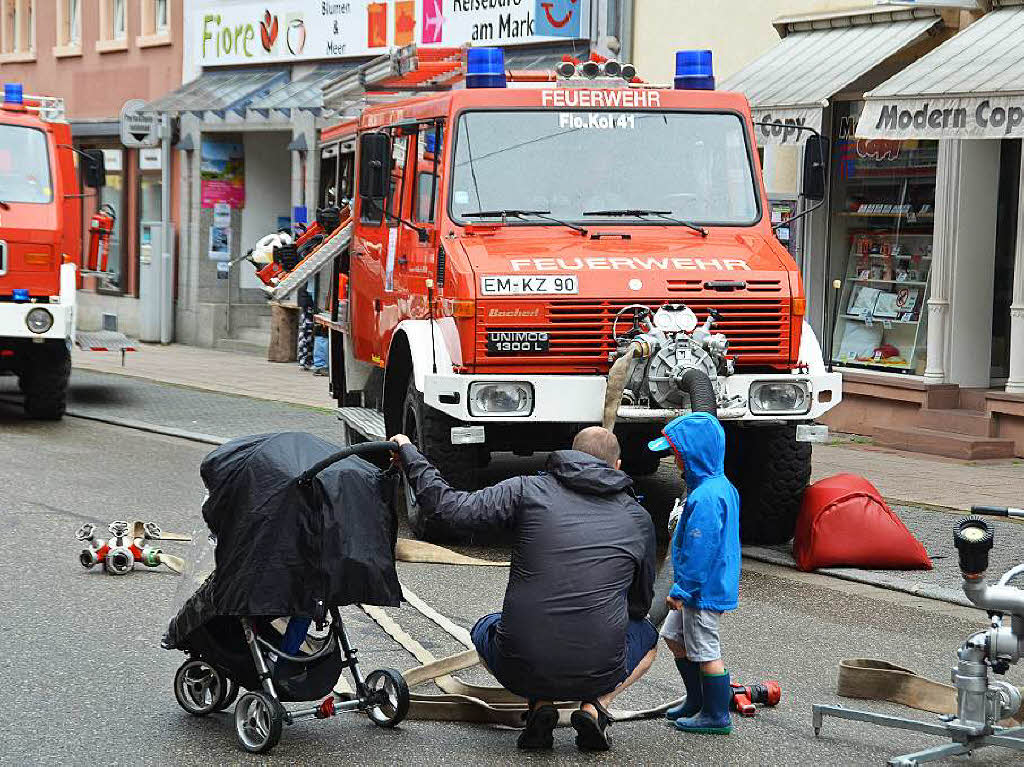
[2,388,1023,765]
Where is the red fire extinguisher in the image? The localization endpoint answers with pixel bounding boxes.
[86,203,116,273]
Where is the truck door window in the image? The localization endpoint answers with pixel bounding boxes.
[388,132,410,220]
[0,125,53,204]
[414,123,442,223]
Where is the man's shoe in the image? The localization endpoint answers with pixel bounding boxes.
[570,701,612,751]
[517,704,558,750]
[674,671,732,734]
[665,659,702,720]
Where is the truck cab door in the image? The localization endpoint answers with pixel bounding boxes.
[350,132,390,366]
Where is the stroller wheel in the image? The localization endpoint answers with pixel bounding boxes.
[216,679,240,711]
[365,668,410,728]
[173,659,226,717]
[234,691,284,754]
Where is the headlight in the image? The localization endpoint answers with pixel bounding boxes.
[468,382,534,416]
[25,307,53,334]
[749,381,810,415]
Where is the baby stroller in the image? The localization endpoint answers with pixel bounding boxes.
[164,433,410,753]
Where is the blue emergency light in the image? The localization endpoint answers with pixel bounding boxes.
[12,289,29,303]
[674,50,715,91]
[466,47,506,89]
[4,82,24,105]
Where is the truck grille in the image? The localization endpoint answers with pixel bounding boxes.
[477,298,791,371]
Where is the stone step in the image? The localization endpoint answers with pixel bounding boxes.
[234,326,271,345]
[874,426,1015,461]
[916,408,995,437]
[959,388,989,411]
[213,337,267,357]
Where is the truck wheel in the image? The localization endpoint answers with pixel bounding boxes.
[619,433,664,477]
[725,424,810,545]
[399,377,477,541]
[22,343,70,420]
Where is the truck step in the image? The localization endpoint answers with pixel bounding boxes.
[337,406,387,442]
[75,330,136,352]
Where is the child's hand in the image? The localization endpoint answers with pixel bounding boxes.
[665,595,683,611]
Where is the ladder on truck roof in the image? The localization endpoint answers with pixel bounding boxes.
[321,45,468,112]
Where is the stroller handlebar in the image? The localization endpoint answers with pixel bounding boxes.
[298,441,399,484]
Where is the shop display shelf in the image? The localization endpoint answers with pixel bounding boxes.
[841,313,920,325]
[848,278,928,286]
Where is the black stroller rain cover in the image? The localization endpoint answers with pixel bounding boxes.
[165,432,402,650]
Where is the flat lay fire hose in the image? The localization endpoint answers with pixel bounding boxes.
[356,539,686,727]
[836,659,1024,724]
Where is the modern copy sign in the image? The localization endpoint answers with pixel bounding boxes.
[859,97,1024,140]
[192,0,589,67]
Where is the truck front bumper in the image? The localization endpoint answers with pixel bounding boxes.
[0,301,72,342]
[424,371,842,424]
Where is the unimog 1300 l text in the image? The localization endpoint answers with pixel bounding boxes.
[314,47,842,544]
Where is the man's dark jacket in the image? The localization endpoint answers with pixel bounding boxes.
[399,445,657,701]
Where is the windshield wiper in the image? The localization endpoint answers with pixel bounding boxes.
[582,209,707,237]
[462,209,587,235]
[0,200,10,210]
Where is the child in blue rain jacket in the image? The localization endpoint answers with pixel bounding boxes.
[648,411,740,734]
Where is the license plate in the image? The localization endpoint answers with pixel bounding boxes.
[486,331,550,355]
[451,425,486,445]
[796,424,829,443]
[480,275,578,295]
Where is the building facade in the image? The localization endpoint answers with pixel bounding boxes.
[0,0,184,337]
[631,1,1024,457]
[152,0,624,352]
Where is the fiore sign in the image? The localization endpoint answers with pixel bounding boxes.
[193,0,590,67]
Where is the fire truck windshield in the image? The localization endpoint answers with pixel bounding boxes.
[0,124,53,204]
[450,110,759,227]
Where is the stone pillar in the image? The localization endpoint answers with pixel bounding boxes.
[924,140,960,384]
[1006,153,1024,393]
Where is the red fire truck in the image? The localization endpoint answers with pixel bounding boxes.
[0,83,128,419]
[315,47,842,543]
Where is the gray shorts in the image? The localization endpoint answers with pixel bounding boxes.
[659,606,722,662]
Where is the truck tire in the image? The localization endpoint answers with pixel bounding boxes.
[22,343,70,421]
[725,424,810,545]
[399,377,476,541]
[619,433,663,477]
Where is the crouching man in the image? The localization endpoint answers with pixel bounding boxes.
[391,427,657,752]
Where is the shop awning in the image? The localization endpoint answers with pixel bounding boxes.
[860,3,1024,139]
[721,9,943,145]
[248,62,369,116]
[145,69,289,117]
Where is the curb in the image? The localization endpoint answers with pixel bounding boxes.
[742,545,973,609]
[63,410,228,446]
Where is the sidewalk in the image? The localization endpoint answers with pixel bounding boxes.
[73,343,1022,511]
[73,342,335,410]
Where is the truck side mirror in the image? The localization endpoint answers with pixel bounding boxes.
[82,150,106,189]
[358,132,391,202]
[802,135,829,202]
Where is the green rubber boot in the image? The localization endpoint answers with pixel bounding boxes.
[674,671,732,735]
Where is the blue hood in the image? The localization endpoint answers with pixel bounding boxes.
[662,412,726,488]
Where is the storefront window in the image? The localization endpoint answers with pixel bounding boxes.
[829,102,938,376]
[95,147,125,292]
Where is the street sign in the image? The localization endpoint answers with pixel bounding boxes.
[119,99,159,148]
